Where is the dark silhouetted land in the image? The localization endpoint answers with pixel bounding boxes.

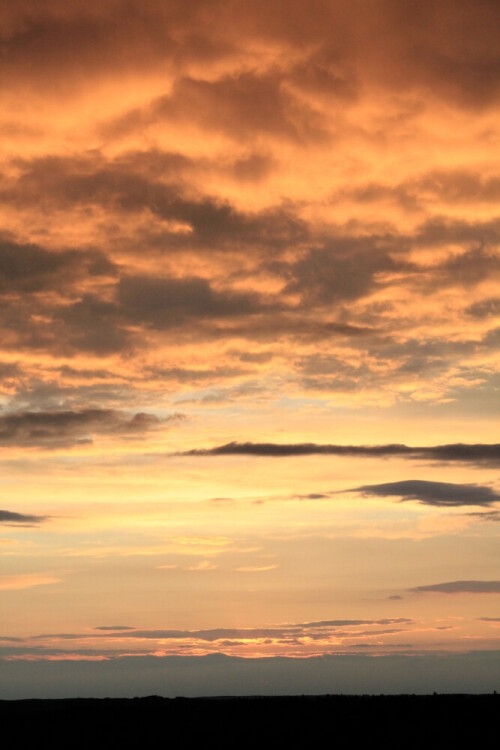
[1,694,497,746]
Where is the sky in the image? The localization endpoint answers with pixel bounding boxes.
[0,0,499,698]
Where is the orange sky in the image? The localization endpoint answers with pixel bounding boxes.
[0,0,499,696]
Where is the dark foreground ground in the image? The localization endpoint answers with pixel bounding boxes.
[1,694,498,747]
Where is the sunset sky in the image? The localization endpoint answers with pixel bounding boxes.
[0,0,499,697]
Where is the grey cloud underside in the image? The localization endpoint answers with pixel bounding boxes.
[0,408,176,448]
[411,581,500,594]
[478,617,500,622]
[181,442,500,466]
[0,509,47,525]
[352,480,500,508]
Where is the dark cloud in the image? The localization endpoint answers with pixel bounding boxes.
[293,618,411,628]
[3,1,500,109]
[237,351,274,364]
[478,617,500,622]
[0,362,20,381]
[0,408,179,448]
[295,354,371,392]
[467,298,500,318]
[275,240,397,306]
[415,216,500,250]
[432,246,500,289]
[54,295,130,355]
[412,170,500,205]
[147,365,251,385]
[0,509,48,525]
[342,170,500,212]
[294,493,330,500]
[0,237,116,294]
[465,510,500,522]
[93,626,136,631]
[181,441,500,466]
[31,617,412,644]
[127,71,329,144]
[4,153,305,251]
[118,275,268,330]
[411,581,500,594]
[0,1,232,91]
[352,480,500,508]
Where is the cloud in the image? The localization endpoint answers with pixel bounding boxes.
[3,1,500,108]
[4,153,305,250]
[0,408,180,448]
[93,626,136,631]
[0,237,116,294]
[30,617,412,644]
[0,509,48,525]
[128,71,329,144]
[181,442,500,466]
[51,295,130,356]
[279,243,396,305]
[478,617,500,622]
[411,581,500,594]
[465,510,500,523]
[352,480,500,508]
[118,275,268,329]
[341,170,500,213]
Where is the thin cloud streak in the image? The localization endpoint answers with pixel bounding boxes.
[180,442,500,466]
[411,581,500,594]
